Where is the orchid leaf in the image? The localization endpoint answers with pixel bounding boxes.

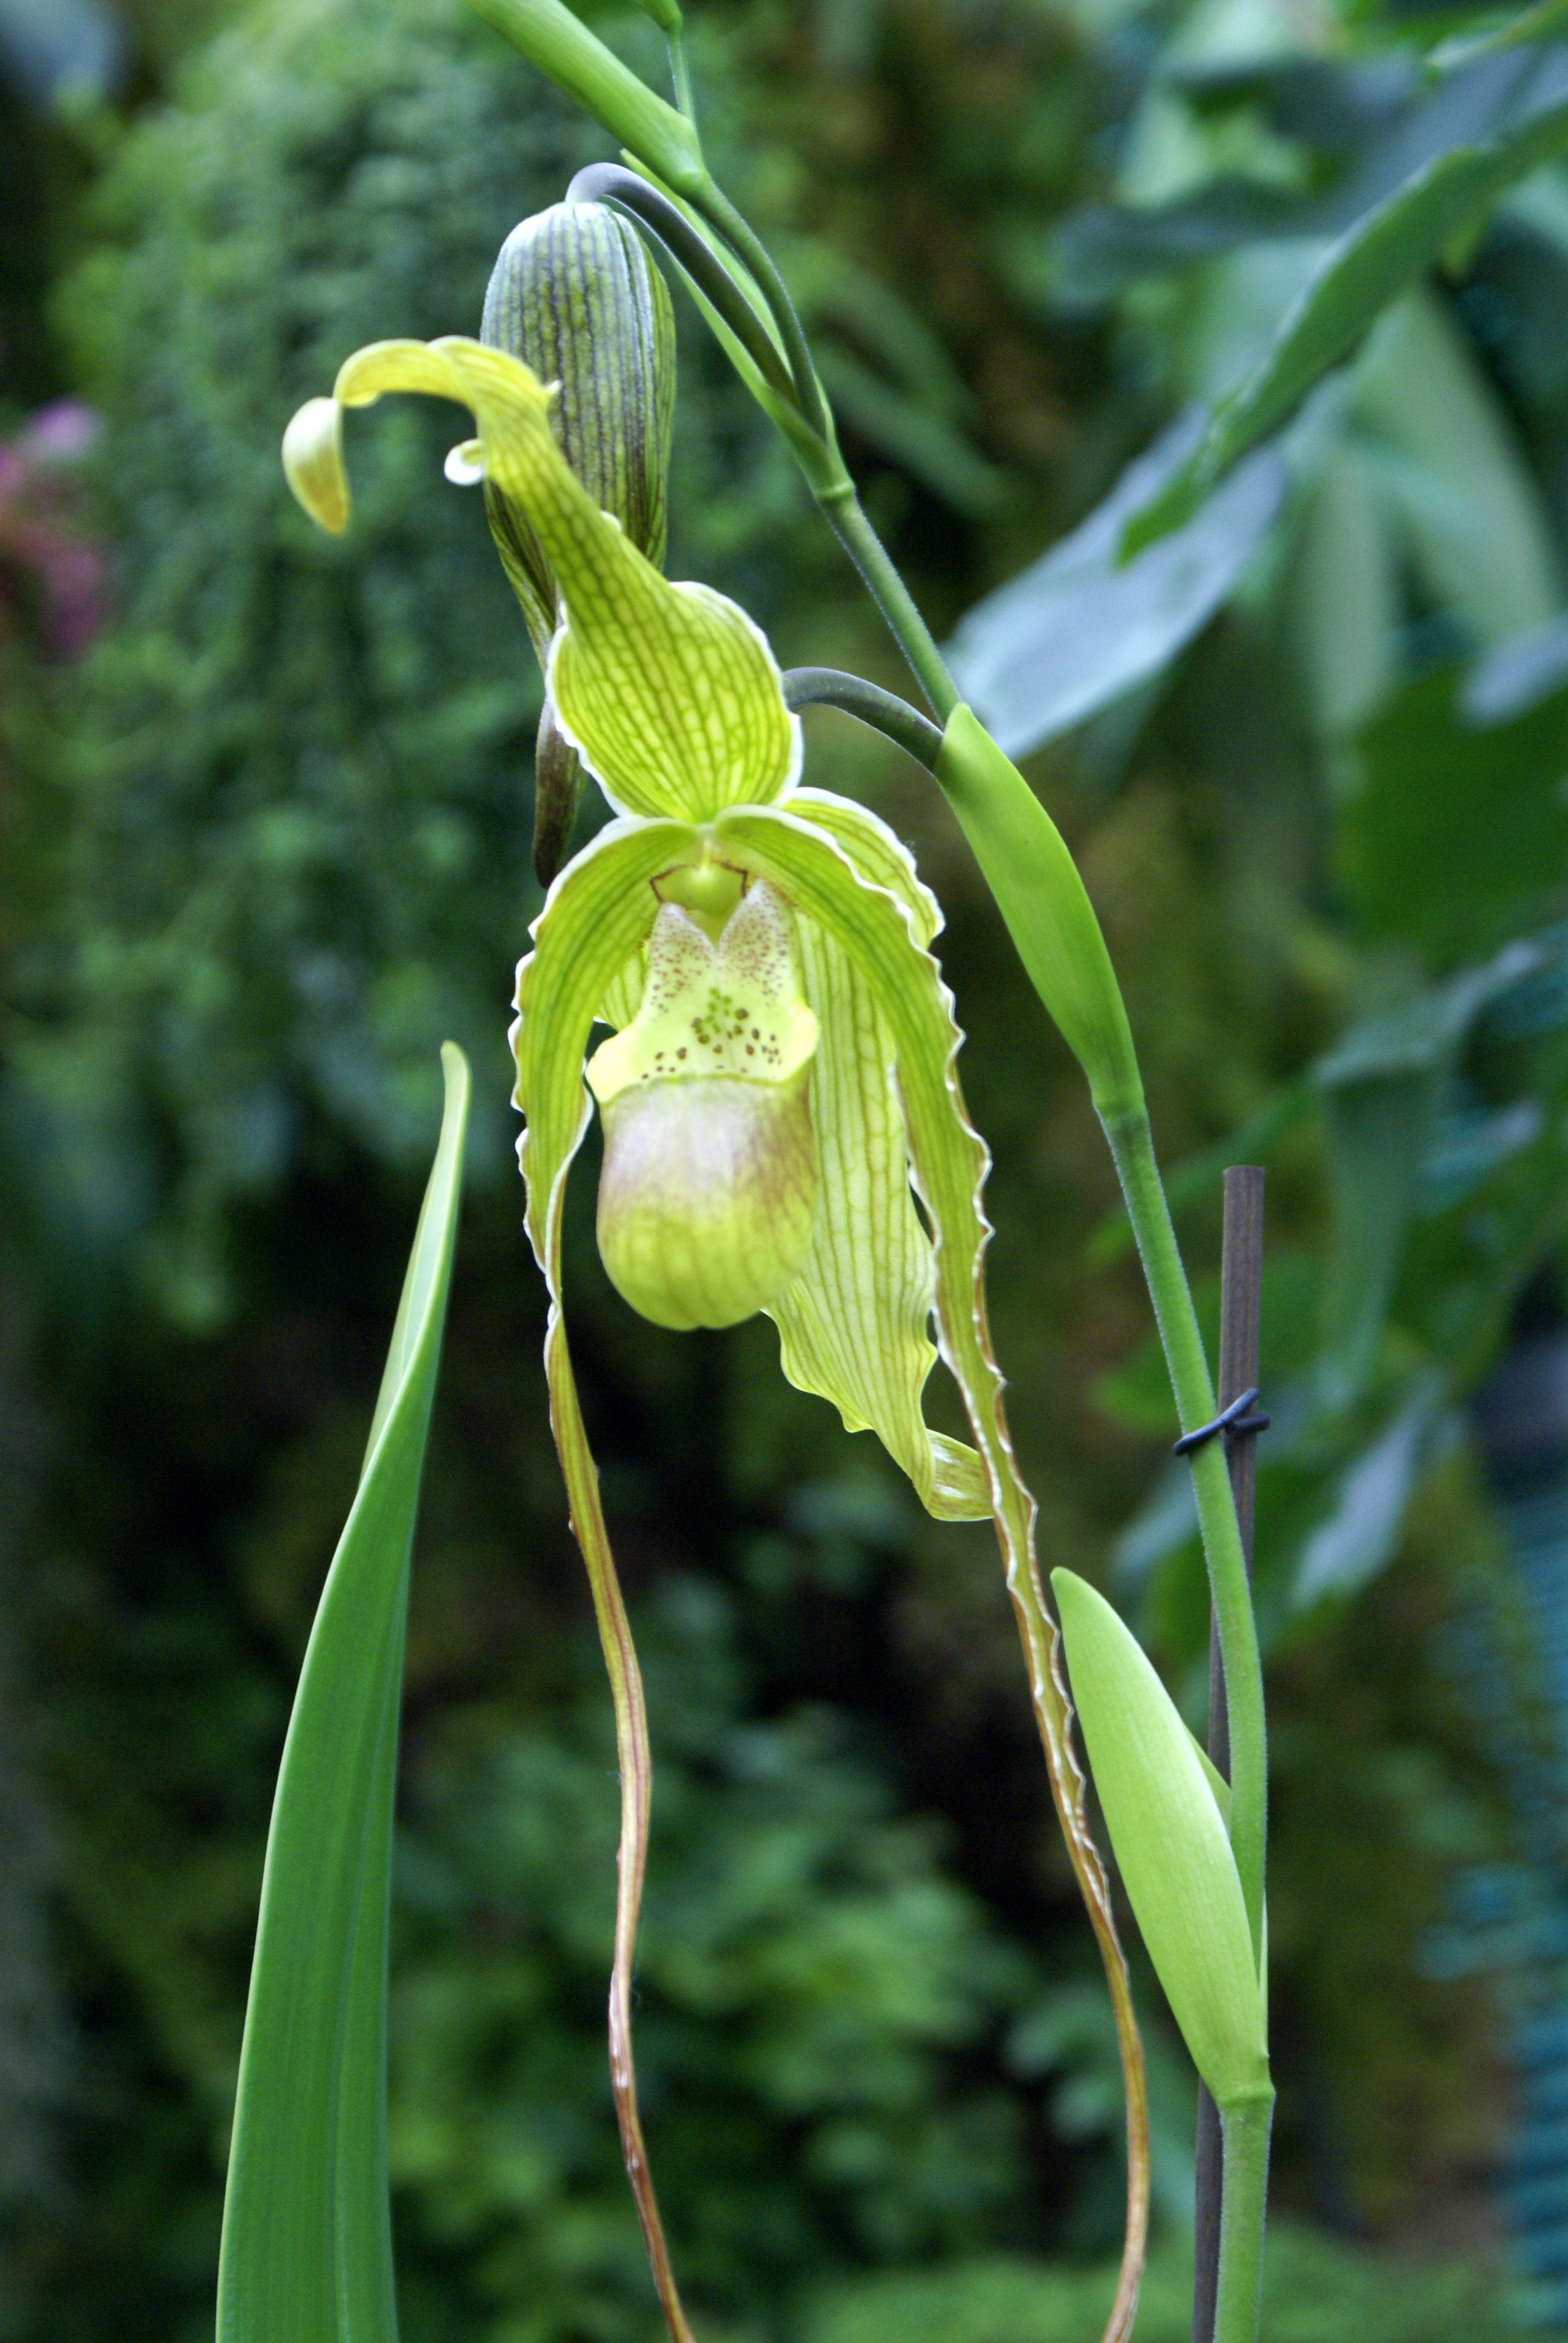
[216,1043,471,2343]
[945,415,1285,759]
[713,801,1149,2343]
[1053,1570,1270,2114]
[285,338,800,824]
[1121,48,1568,555]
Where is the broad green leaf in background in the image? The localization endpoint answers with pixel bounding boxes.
[1315,946,1542,1407]
[216,1044,471,2343]
[1292,1375,1454,1610]
[1343,666,1568,962]
[945,415,1285,759]
[1121,46,1568,552]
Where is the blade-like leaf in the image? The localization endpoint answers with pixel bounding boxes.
[1344,666,1568,962]
[217,1043,471,2343]
[1292,1375,1452,1611]
[713,801,1150,2343]
[1052,1569,1270,2113]
[1122,47,1568,554]
[946,414,1284,758]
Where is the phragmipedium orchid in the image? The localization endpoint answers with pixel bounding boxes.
[284,272,1154,2340]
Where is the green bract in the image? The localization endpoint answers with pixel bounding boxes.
[1053,1569,1271,2114]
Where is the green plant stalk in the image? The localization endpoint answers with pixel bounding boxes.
[1100,1106,1267,1958]
[667,28,696,121]
[816,483,959,719]
[1214,2095,1273,2343]
[684,181,960,719]
[694,181,834,439]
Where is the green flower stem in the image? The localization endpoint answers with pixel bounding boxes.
[1100,1106,1267,1960]
[1215,2095,1273,2343]
[696,182,835,439]
[685,181,961,715]
[815,483,958,718]
[667,28,696,123]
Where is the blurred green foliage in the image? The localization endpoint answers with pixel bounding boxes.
[8,0,1568,2330]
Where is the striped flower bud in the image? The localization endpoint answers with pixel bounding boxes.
[481,200,675,882]
[586,879,820,1331]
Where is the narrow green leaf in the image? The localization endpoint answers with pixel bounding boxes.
[217,1043,471,2343]
[1051,1569,1270,2114]
[1121,68,1568,555]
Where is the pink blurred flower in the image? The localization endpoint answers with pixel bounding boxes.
[0,399,106,659]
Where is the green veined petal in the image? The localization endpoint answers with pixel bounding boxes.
[512,814,702,1261]
[1053,1570,1270,2112]
[711,802,1149,2343]
[789,786,939,946]
[749,798,985,1518]
[287,337,799,824]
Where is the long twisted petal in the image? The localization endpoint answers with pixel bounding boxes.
[712,801,1151,2343]
[508,813,702,2343]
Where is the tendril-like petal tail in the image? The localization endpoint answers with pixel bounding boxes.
[713,801,1151,2343]
[510,814,702,2343]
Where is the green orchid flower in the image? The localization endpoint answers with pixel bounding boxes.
[284,331,1149,2343]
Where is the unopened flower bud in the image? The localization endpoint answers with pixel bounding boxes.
[587,879,819,1331]
[482,200,676,883]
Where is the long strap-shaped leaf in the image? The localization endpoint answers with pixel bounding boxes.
[217,1044,472,2343]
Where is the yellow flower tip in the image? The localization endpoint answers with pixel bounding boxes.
[281,396,349,535]
[587,881,821,1330]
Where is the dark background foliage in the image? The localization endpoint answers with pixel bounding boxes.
[4,0,1568,2333]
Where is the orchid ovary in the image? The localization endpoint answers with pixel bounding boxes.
[283,315,1151,2343]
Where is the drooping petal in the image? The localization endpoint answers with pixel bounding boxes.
[285,337,799,823]
[712,799,1149,2343]
[701,790,985,1514]
[512,811,702,1265]
[771,909,988,1520]
[508,812,702,2343]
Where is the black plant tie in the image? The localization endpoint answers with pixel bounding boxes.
[1172,1386,1271,1458]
